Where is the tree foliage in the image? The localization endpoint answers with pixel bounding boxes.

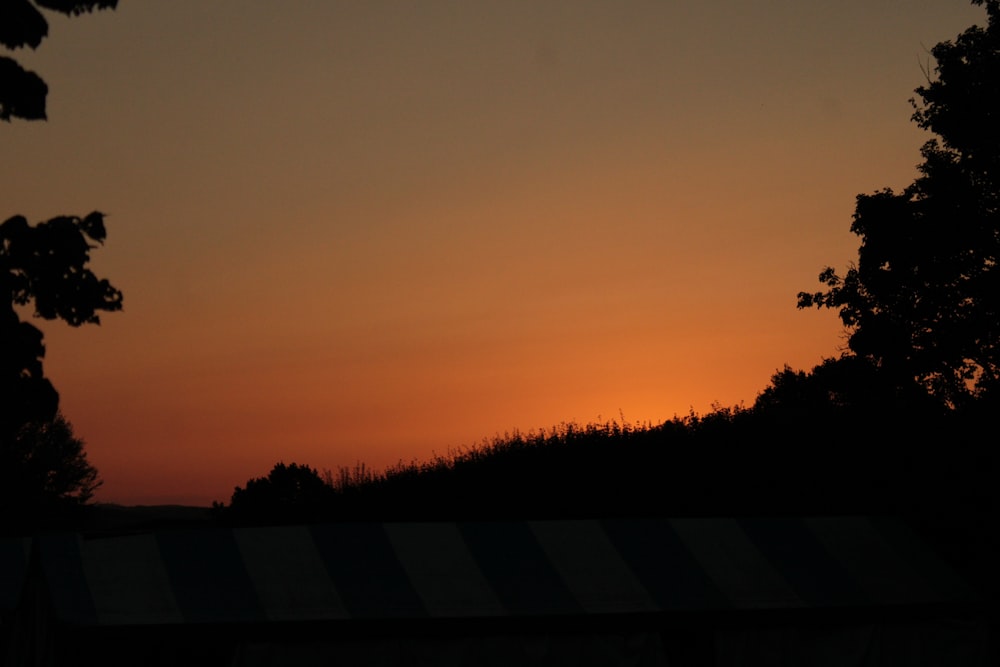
[0,0,117,121]
[753,357,911,416]
[224,463,337,524]
[2,3,120,519]
[798,0,1000,406]
[1,413,101,511]
[1,213,122,441]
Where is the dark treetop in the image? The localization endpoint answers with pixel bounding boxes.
[799,0,1000,407]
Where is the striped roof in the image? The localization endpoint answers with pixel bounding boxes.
[37,517,974,626]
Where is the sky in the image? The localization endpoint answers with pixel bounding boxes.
[3,1,986,506]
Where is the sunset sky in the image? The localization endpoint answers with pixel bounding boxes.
[3,1,985,505]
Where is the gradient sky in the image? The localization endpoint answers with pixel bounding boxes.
[3,1,985,505]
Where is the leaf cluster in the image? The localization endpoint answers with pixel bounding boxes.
[2,212,122,325]
[0,0,117,121]
[1,213,121,444]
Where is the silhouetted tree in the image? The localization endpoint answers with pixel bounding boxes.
[1,213,122,442]
[225,463,336,524]
[798,0,1000,407]
[0,215,118,523]
[0,0,117,121]
[2,3,120,519]
[753,356,933,417]
[0,413,101,519]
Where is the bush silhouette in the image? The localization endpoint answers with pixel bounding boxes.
[224,462,336,524]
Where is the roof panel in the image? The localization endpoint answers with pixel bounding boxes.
[235,525,349,621]
[458,521,582,617]
[601,518,728,611]
[155,529,264,624]
[0,538,30,615]
[737,517,867,607]
[39,533,98,626]
[670,518,802,609]
[309,523,427,619]
[805,517,935,606]
[80,533,183,625]
[384,522,505,618]
[529,520,658,615]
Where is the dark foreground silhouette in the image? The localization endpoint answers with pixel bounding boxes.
[211,359,998,601]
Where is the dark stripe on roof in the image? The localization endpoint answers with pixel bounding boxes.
[0,538,28,615]
[670,518,800,608]
[738,517,867,607]
[806,517,929,606]
[38,534,98,625]
[156,529,263,623]
[309,523,427,619]
[868,516,977,603]
[458,521,582,616]
[602,518,727,611]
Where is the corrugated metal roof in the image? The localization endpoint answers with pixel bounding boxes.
[36,517,976,626]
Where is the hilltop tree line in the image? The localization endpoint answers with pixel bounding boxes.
[220,0,1000,539]
[219,362,990,521]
